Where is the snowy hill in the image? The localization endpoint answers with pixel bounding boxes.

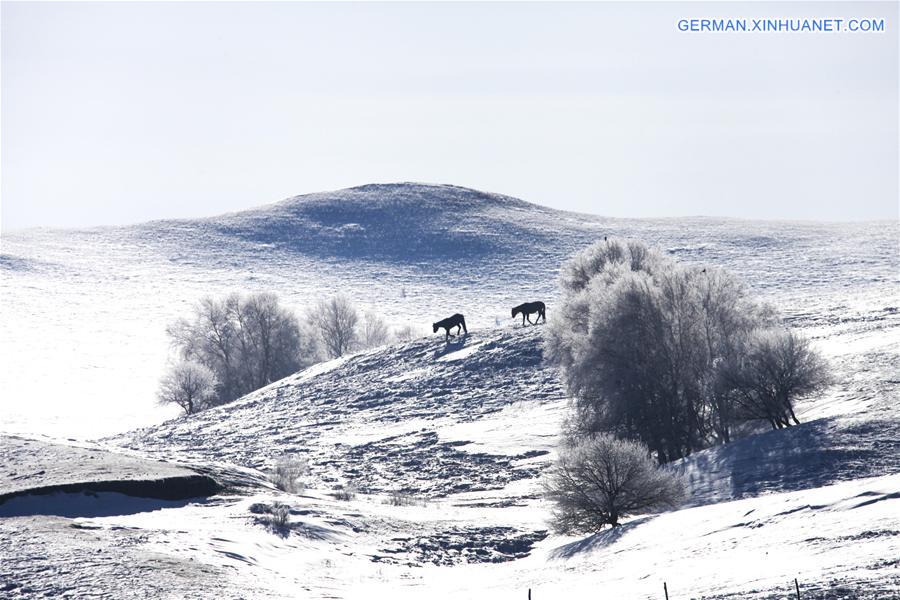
[111,323,900,508]
[4,317,896,598]
[2,182,899,598]
[206,182,555,260]
[2,183,897,438]
[101,297,898,597]
[113,327,562,497]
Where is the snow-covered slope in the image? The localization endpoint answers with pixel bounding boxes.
[2,183,897,437]
[6,315,894,598]
[111,321,900,508]
[2,182,899,598]
[113,327,562,497]
[99,291,899,597]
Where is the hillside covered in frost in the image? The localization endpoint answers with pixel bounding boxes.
[2,183,899,598]
[2,183,897,439]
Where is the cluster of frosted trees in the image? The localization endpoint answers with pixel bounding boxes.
[313,295,417,358]
[545,239,831,463]
[543,239,830,532]
[159,293,319,414]
[158,292,415,414]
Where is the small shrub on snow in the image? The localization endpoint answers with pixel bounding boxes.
[269,456,308,494]
[269,502,290,530]
[385,490,423,507]
[544,433,684,533]
[249,501,291,532]
[333,483,357,501]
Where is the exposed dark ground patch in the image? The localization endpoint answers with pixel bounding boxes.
[375,527,548,566]
[0,475,221,508]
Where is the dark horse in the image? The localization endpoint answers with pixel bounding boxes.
[512,301,546,326]
[433,313,467,340]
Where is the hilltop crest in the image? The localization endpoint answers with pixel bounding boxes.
[205,182,564,260]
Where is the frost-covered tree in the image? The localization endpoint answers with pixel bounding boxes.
[238,292,319,389]
[313,294,360,358]
[544,433,684,532]
[166,292,321,406]
[545,238,829,462]
[157,360,218,415]
[166,296,237,400]
[719,329,831,430]
[392,324,418,342]
[360,311,390,350]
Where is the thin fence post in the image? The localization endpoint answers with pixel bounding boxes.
[795,578,800,599]
[664,581,669,600]
[528,588,531,600]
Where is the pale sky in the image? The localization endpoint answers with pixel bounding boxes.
[1,1,897,230]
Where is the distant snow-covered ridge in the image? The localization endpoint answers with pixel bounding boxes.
[5,182,897,294]
[125,182,569,262]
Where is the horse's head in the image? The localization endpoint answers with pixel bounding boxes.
[432,322,439,333]
[511,307,518,318]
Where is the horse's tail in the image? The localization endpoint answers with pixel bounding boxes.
[461,315,467,333]
[540,303,546,321]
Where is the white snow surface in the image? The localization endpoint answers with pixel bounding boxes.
[1,183,899,597]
